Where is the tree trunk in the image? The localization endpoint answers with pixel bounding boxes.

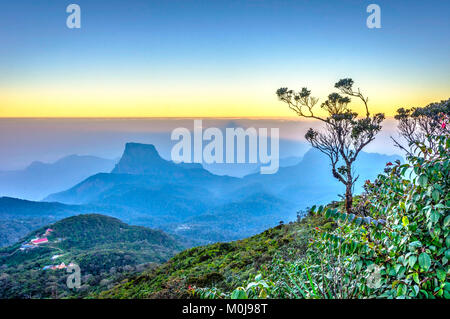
[345,183,353,214]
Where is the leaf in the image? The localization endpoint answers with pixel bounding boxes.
[231,287,248,299]
[430,211,440,223]
[413,285,419,297]
[444,216,450,228]
[402,216,409,227]
[258,289,267,299]
[347,213,356,223]
[408,255,417,268]
[418,252,431,271]
[445,249,450,260]
[409,241,422,250]
[432,189,440,202]
[412,272,420,285]
[397,283,406,296]
[417,174,428,187]
[436,269,446,282]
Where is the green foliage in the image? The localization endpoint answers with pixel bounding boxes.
[197,134,449,299]
[0,214,181,299]
[195,274,272,299]
[272,134,449,299]
[394,98,449,151]
[97,213,327,299]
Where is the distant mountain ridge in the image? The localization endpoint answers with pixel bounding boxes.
[0,155,116,201]
[0,197,87,247]
[43,142,402,245]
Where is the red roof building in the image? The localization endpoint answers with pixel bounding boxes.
[31,237,48,245]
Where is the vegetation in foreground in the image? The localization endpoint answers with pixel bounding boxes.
[99,99,449,300]
[194,101,450,299]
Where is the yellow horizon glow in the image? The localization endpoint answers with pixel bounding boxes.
[1,84,447,118]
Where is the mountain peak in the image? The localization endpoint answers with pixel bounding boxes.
[112,143,172,175]
[124,142,158,153]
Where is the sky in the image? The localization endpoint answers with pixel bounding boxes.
[0,0,449,118]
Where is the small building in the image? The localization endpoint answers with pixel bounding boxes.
[56,262,66,270]
[31,237,48,245]
[20,244,36,251]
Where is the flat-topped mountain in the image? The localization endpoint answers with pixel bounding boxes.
[112,143,173,175]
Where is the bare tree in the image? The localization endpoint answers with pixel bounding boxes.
[276,78,384,213]
[393,99,450,155]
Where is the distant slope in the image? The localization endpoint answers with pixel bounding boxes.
[43,143,402,246]
[0,197,82,218]
[164,192,297,244]
[244,148,403,206]
[97,213,328,299]
[0,197,84,247]
[0,214,183,299]
[0,155,116,201]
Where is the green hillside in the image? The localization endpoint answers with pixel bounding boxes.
[99,132,449,300]
[97,212,331,298]
[0,214,183,298]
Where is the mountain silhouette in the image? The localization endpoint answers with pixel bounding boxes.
[42,142,402,245]
[112,143,174,175]
[0,155,116,201]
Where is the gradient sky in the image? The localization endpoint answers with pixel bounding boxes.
[0,0,449,117]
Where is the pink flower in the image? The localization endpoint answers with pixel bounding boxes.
[442,122,446,129]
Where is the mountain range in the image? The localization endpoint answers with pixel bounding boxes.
[41,142,401,245]
[0,155,116,201]
[0,140,403,299]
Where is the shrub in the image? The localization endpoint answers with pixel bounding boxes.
[273,134,449,299]
[198,133,449,299]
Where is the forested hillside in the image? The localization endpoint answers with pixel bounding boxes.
[97,212,330,299]
[0,214,182,298]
